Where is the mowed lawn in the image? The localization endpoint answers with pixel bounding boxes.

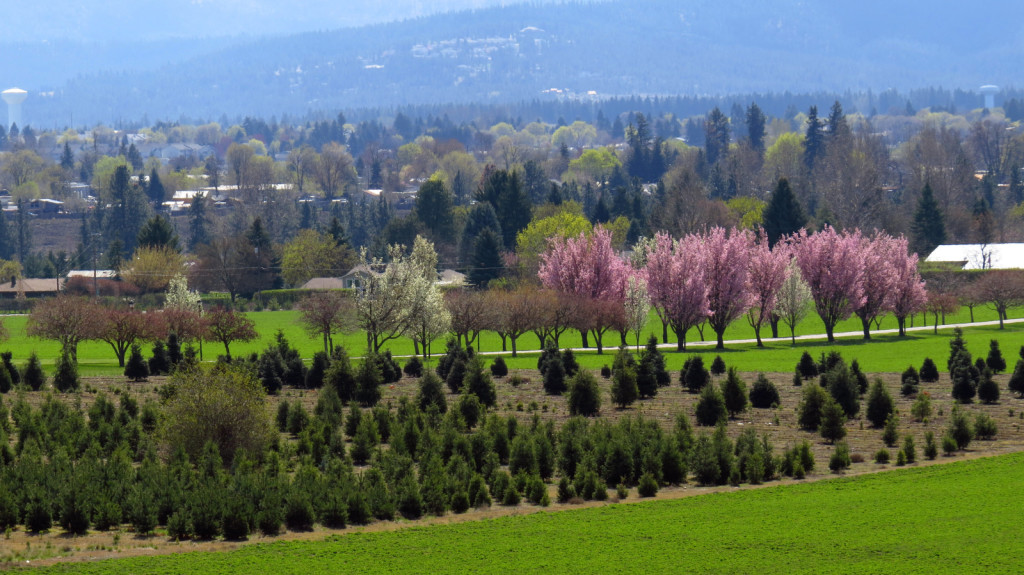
[2,304,1023,377]
[37,452,1024,574]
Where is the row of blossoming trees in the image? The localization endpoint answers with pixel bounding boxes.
[538,225,929,351]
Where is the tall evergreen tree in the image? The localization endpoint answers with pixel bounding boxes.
[188,192,212,249]
[468,229,503,288]
[0,208,11,260]
[761,178,807,247]
[60,142,75,173]
[746,102,766,153]
[145,168,165,204]
[477,169,531,249]
[910,183,946,257]
[16,198,31,263]
[137,215,179,251]
[459,203,502,266]
[703,107,731,167]
[803,106,824,172]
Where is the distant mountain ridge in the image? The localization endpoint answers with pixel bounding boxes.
[6,0,1023,126]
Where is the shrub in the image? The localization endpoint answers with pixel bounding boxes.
[797,351,818,380]
[900,366,919,396]
[911,392,933,422]
[561,349,580,377]
[919,357,939,382]
[819,397,847,444]
[445,358,467,394]
[694,383,727,426]
[287,402,310,435]
[1,351,19,386]
[567,370,601,417]
[720,368,748,417]
[865,378,894,428]
[417,370,447,414]
[923,431,938,460]
[977,369,1000,404]
[305,351,329,389]
[974,413,997,439]
[1009,360,1024,398]
[285,492,315,531]
[464,355,497,407]
[682,356,710,392]
[124,343,150,382]
[167,510,193,540]
[325,347,356,402]
[60,489,91,535]
[148,340,169,376]
[902,435,916,464]
[543,355,567,395]
[882,413,900,447]
[0,362,10,394]
[276,401,290,432]
[610,358,638,409]
[896,449,907,466]
[457,392,482,429]
[356,355,384,406]
[828,441,852,473]
[710,355,727,377]
[53,351,80,392]
[600,365,612,379]
[637,473,659,497]
[404,356,424,378]
[987,339,1006,373]
[489,357,508,377]
[749,374,780,408]
[941,432,958,455]
[947,406,973,450]
[557,477,576,503]
[951,364,976,404]
[874,449,890,464]
[821,360,859,418]
[797,384,829,431]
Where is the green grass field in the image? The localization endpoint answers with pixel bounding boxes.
[3,304,1022,377]
[34,451,1024,574]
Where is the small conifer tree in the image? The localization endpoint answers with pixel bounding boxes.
[124,343,150,382]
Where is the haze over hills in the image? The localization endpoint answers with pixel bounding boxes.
[3,0,1022,126]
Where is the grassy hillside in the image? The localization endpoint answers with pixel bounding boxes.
[35,451,1024,574]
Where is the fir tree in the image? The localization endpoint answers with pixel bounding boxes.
[986,340,1006,373]
[124,344,150,382]
[762,178,807,247]
[911,183,946,257]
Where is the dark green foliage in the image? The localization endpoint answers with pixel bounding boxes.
[568,369,601,417]
[923,431,938,460]
[446,358,467,394]
[0,360,10,393]
[610,359,638,409]
[828,442,852,473]
[819,398,847,444]
[258,347,285,395]
[457,392,482,429]
[149,340,169,376]
[287,402,310,435]
[1,351,19,386]
[821,360,860,419]
[1009,360,1024,398]
[305,351,329,388]
[797,351,818,380]
[60,489,91,535]
[691,435,720,485]
[276,401,290,432]
[124,343,150,382]
[326,347,356,403]
[900,366,920,396]
[850,359,869,395]
[911,183,946,257]
[344,404,362,438]
[557,476,576,503]
[378,350,402,384]
[285,492,315,531]
[762,177,807,247]
[749,374,780,408]
[817,351,844,374]
[464,355,497,407]
[882,413,900,447]
[25,496,52,533]
[166,333,182,367]
[0,490,19,531]
[222,495,254,540]
[695,383,727,426]
[127,486,158,535]
[543,354,567,395]
[720,367,747,417]
[53,351,80,392]
[977,368,1000,404]
[417,370,448,414]
[600,365,611,379]
[167,510,193,540]
[951,364,977,404]
[561,349,580,377]
[637,473,658,497]
[356,355,383,406]
[710,355,727,376]
[351,415,380,465]
[919,357,939,382]
[986,340,1006,373]
[404,356,423,378]
[902,436,917,464]
[974,413,997,439]
[865,379,895,428]
[490,357,508,377]
[437,339,468,382]
[874,449,891,464]
[637,336,668,398]
[797,384,829,431]
[682,356,710,392]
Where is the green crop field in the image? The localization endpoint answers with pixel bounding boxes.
[34,452,1024,574]
[2,305,1022,377]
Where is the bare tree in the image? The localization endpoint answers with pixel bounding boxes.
[26,296,104,359]
[296,291,355,354]
[973,270,1024,329]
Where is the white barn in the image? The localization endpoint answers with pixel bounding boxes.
[925,244,1024,270]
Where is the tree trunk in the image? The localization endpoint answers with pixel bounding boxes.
[825,324,835,343]
[592,329,603,354]
[662,322,669,344]
[716,330,725,350]
[770,316,780,338]
[754,326,763,347]
[861,317,871,340]
[580,331,589,348]
[511,337,518,358]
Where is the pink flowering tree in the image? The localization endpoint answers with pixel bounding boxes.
[644,232,709,351]
[887,235,928,336]
[746,233,790,347]
[854,231,898,340]
[790,226,866,343]
[704,227,755,349]
[539,225,630,352]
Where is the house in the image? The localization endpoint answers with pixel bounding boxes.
[339,265,378,290]
[0,278,61,298]
[925,244,1024,270]
[300,277,349,290]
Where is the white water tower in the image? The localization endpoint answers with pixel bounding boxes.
[980,85,999,110]
[1,88,27,130]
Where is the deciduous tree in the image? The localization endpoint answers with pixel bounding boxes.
[205,307,258,360]
[644,232,708,351]
[791,226,865,342]
[296,291,354,355]
[26,296,103,359]
[745,234,789,346]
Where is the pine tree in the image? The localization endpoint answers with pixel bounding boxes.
[23,352,45,391]
[803,105,824,172]
[694,383,727,426]
[819,397,847,444]
[865,379,895,428]
[720,367,748,417]
[977,368,1000,404]
[610,361,638,409]
[763,178,808,247]
[1009,360,1024,398]
[911,184,946,257]
[147,168,166,204]
[468,229,503,287]
[986,340,1006,373]
[53,351,80,392]
[124,344,150,382]
[919,357,940,382]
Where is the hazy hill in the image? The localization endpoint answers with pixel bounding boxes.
[6,0,1023,126]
